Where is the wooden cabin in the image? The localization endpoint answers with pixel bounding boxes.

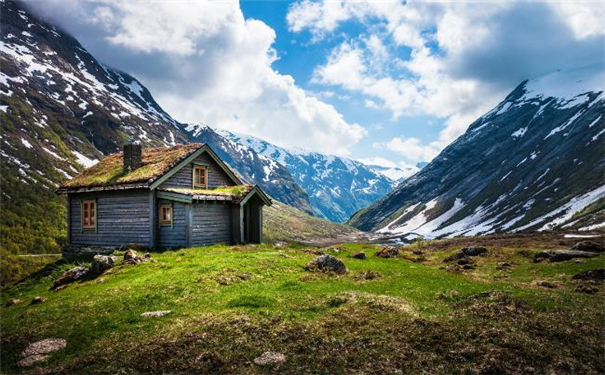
[57,143,271,251]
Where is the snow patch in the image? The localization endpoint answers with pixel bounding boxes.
[72,150,98,168]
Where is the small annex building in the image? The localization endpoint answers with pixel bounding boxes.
[57,143,271,250]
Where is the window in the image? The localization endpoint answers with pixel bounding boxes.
[193,165,208,188]
[82,200,96,229]
[159,204,172,226]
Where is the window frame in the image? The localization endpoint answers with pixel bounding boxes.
[159,204,173,227]
[192,165,208,188]
[81,199,97,231]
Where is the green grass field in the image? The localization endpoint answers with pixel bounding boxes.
[1,235,604,373]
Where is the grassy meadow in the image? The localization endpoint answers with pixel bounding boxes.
[1,234,604,373]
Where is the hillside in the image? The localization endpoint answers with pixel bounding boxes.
[263,201,361,244]
[350,68,605,238]
[1,233,604,373]
[0,0,190,254]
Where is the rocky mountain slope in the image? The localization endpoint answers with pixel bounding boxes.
[216,129,396,222]
[0,0,315,253]
[349,68,605,238]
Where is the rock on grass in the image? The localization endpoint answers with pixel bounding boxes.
[53,266,89,288]
[91,255,117,274]
[18,338,67,367]
[253,351,286,366]
[375,246,400,258]
[572,269,605,280]
[461,247,487,256]
[572,241,604,253]
[305,254,347,274]
[351,252,367,260]
[141,310,171,317]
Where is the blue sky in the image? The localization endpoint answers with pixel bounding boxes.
[26,0,605,171]
[240,1,443,165]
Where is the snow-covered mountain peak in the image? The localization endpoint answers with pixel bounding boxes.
[522,66,604,102]
[214,128,397,222]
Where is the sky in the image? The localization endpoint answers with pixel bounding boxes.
[25,0,605,172]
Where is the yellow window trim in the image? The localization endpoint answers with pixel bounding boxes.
[192,165,208,188]
[159,204,173,226]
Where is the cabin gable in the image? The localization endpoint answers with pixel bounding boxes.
[158,151,236,190]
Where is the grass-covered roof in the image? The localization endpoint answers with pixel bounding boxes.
[60,144,203,189]
[161,185,253,199]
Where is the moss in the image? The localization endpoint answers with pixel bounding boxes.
[164,185,252,198]
[61,144,203,188]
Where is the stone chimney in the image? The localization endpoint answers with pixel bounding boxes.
[123,143,142,172]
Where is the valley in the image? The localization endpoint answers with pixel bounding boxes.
[1,232,603,373]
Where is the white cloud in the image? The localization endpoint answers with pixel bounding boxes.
[290,0,605,148]
[374,137,440,163]
[357,156,398,169]
[26,0,366,156]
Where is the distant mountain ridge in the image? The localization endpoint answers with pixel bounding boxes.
[349,67,605,237]
[215,129,397,222]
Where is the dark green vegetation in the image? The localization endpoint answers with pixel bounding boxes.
[1,233,603,374]
[0,254,62,286]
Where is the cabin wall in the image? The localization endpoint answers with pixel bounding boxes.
[157,199,188,248]
[159,152,235,190]
[190,201,232,246]
[69,190,151,247]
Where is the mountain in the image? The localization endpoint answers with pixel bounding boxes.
[183,124,314,214]
[215,129,397,222]
[0,0,314,253]
[349,68,605,238]
[361,163,419,183]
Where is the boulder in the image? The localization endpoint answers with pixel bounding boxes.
[53,266,89,288]
[572,241,604,253]
[572,269,605,281]
[375,246,399,258]
[461,247,487,256]
[21,338,67,358]
[534,251,552,260]
[535,280,558,289]
[305,254,347,274]
[549,250,598,262]
[124,249,138,260]
[91,255,116,275]
[457,257,474,265]
[351,252,367,260]
[18,338,67,367]
[123,250,154,264]
[253,352,286,366]
[443,251,466,262]
[575,285,599,294]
